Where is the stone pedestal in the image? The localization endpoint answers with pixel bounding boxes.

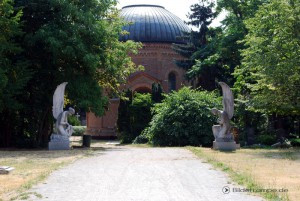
[48,134,70,150]
[213,136,238,151]
[213,141,237,151]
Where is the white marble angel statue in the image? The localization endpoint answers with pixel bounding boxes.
[52,82,75,137]
[211,82,234,140]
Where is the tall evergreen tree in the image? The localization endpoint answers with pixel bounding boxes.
[173,0,216,68]
[174,0,267,91]
[173,0,221,90]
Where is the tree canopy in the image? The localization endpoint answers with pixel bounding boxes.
[0,0,141,147]
[235,0,300,115]
[174,0,300,142]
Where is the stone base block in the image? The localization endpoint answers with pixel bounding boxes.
[48,134,70,150]
[213,141,237,151]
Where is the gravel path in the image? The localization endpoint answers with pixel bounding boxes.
[28,146,263,201]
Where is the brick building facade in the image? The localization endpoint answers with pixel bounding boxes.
[86,5,190,137]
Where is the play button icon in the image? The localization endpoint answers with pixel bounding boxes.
[222,186,230,194]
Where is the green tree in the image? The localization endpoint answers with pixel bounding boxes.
[174,0,266,90]
[173,0,218,90]
[234,0,300,139]
[0,0,32,147]
[5,0,141,147]
[236,0,300,115]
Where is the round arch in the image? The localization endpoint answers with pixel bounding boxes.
[131,83,152,94]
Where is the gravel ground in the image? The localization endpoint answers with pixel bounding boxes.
[27,146,264,201]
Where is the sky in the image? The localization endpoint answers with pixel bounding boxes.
[116,0,224,27]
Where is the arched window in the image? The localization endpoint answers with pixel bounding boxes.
[168,72,176,92]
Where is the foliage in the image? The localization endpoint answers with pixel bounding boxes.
[118,91,153,143]
[72,126,86,136]
[151,83,164,103]
[290,138,300,147]
[68,116,81,126]
[256,134,277,146]
[0,0,32,147]
[173,0,216,72]
[177,0,299,144]
[186,0,216,45]
[173,0,219,90]
[142,87,221,146]
[235,0,300,116]
[174,0,267,91]
[117,89,132,138]
[233,99,269,145]
[132,134,149,144]
[118,84,164,144]
[0,0,141,147]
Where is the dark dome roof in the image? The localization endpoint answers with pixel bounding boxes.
[120,5,190,43]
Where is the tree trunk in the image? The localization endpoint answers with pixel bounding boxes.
[244,111,255,145]
[0,111,13,147]
[274,114,287,140]
[37,107,52,147]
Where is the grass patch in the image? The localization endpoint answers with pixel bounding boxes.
[10,192,42,201]
[187,147,299,201]
[0,138,110,201]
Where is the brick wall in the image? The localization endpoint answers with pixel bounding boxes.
[87,42,188,137]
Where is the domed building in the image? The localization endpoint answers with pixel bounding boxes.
[86,5,190,136]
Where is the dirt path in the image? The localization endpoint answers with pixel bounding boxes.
[28,146,263,201]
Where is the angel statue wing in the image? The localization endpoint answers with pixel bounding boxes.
[52,82,68,119]
[219,82,234,120]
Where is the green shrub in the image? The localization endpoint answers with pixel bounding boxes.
[73,126,86,136]
[291,138,300,147]
[68,115,81,126]
[118,131,135,144]
[256,134,277,146]
[118,92,153,143]
[133,134,149,144]
[142,87,221,147]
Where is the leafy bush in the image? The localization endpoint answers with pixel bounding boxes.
[131,93,153,135]
[256,134,277,146]
[68,115,81,126]
[291,138,300,147]
[132,134,149,144]
[142,87,221,146]
[73,126,86,136]
[118,92,153,143]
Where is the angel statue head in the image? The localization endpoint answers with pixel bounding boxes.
[68,107,75,115]
[211,108,220,116]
